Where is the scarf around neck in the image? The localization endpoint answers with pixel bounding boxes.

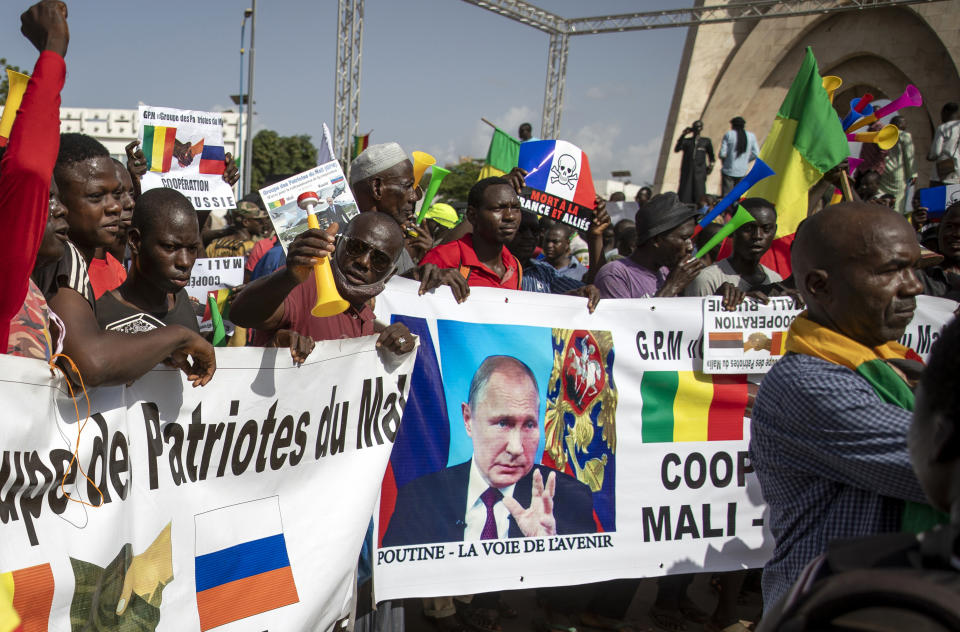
[785,313,947,532]
[786,312,920,409]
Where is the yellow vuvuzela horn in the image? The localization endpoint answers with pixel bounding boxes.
[297,191,349,317]
[0,69,30,147]
[847,124,899,151]
[411,151,436,188]
[821,76,842,104]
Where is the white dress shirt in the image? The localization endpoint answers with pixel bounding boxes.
[463,461,517,540]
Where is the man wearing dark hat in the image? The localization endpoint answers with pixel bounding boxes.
[593,192,705,298]
[205,200,269,258]
[718,116,759,196]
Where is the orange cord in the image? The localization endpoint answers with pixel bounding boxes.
[49,353,104,508]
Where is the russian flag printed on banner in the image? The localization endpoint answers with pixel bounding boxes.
[918,184,960,218]
[194,496,299,631]
[518,140,596,208]
[198,144,226,175]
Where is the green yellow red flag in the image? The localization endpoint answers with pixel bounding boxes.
[747,47,849,238]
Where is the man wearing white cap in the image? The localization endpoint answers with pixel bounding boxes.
[351,142,470,302]
[350,142,426,273]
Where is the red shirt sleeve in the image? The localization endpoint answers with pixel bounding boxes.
[0,51,66,350]
[419,241,458,269]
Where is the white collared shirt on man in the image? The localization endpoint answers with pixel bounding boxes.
[463,460,517,540]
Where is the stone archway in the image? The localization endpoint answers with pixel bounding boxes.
[658,4,960,193]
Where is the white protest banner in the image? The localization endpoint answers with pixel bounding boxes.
[138,105,237,211]
[371,279,956,600]
[186,256,244,332]
[703,296,800,374]
[259,161,358,250]
[0,339,415,631]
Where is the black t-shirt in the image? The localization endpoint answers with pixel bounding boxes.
[31,240,95,309]
[96,288,200,334]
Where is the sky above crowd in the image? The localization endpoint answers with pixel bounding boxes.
[4,0,687,185]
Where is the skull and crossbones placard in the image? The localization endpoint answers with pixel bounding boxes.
[549,154,579,190]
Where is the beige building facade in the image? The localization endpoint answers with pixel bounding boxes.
[655,0,960,195]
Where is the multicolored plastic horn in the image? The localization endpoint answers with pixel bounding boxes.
[411,151,436,188]
[841,96,875,132]
[847,124,899,151]
[695,205,756,259]
[698,158,775,227]
[416,165,451,224]
[847,84,923,133]
[822,76,842,104]
[846,156,863,174]
[0,69,30,147]
[297,191,349,317]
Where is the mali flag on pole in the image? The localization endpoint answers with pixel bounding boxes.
[351,133,370,160]
[478,127,520,180]
[745,47,848,277]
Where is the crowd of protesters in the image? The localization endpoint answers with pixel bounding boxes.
[2,3,960,632]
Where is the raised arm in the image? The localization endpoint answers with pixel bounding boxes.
[0,1,69,347]
[230,226,336,330]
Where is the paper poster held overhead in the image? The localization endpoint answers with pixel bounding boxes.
[516,139,596,231]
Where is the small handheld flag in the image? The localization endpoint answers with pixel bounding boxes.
[695,205,756,259]
[207,293,227,347]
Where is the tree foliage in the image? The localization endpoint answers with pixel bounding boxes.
[0,58,25,103]
[249,129,318,192]
[435,159,483,207]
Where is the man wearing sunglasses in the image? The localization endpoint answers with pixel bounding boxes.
[230,212,417,361]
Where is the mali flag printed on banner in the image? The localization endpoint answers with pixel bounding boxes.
[0,563,54,632]
[640,372,748,443]
[142,125,177,173]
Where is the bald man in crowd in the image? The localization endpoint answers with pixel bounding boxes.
[750,202,932,609]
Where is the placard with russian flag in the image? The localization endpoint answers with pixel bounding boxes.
[516,139,596,231]
[194,497,299,631]
[917,184,960,219]
[702,295,801,374]
[138,105,237,211]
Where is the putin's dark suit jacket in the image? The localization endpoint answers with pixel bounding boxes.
[382,461,596,547]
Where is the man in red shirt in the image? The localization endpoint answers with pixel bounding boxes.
[419,177,523,289]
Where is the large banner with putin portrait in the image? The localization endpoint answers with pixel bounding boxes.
[371,278,958,600]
